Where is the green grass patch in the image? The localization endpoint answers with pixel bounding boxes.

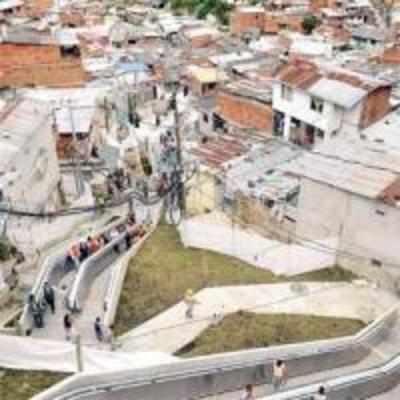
[0,369,68,400]
[177,312,365,357]
[114,223,356,336]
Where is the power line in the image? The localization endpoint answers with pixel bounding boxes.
[0,162,197,218]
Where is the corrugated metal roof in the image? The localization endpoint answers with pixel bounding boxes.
[222,79,273,103]
[0,28,56,45]
[281,138,400,199]
[351,26,385,42]
[308,77,367,108]
[224,141,301,201]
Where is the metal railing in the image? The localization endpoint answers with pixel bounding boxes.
[66,224,130,312]
[19,215,127,332]
[32,307,398,400]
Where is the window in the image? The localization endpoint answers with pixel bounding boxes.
[281,84,293,101]
[316,129,324,139]
[310,97,324,113]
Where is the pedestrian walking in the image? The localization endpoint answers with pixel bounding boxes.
[184,289,199,319]
[313,386,327,400]
[240,384,255,400]
[64,313,73,341]
[7,267,19,290]
[104,324,116,350]
[43,281,56,314]
[94,317,104,342]
[125,231,132,249]
[272,359,287,391]
[28,294,43,328]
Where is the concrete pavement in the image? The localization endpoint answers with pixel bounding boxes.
[119,282,397,354]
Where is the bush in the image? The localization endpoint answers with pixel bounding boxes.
[0,239,11,262]
[302,15,319,34]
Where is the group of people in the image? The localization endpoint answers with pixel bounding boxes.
[27,282,56,328]
[62,313,115,349]
[65,212,144,272]
[28,212,147,331]
[107,168,131,197]
[240,360,327,400]
[65,233,111,271]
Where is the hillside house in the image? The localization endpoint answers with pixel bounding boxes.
[272,60,392,147]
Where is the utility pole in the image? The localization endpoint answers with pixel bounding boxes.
[0,189,7,238]
[68,101,84,197]
[172,85,186,214]
[75,333,84,373]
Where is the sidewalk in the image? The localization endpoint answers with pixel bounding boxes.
[119,282,397,354]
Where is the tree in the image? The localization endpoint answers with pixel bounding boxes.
[302,15,319,35]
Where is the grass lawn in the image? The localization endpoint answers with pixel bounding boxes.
[0,369,68,400]
[114,223,357,336]
[177,312,365,357]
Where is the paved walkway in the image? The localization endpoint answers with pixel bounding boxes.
[32,203,155,344]
[32,263,113,345]
[46,311,400,400]
[119,282,397,354]
[204,317,400,400]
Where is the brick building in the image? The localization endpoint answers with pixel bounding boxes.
[181,26,220,48]
[272,59,392,147]
[381,45,400,64]
[231,7,305,35]
[264,13,304,33]
[231,7,265,35]
[216,79,274,134]
[0,29,87,88]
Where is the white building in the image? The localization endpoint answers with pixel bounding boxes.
[281,138,400,286]
[272,60,392,148]
[0,99,60,251]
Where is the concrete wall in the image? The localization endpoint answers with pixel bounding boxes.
[217,91,273,133]
[295,178,348,240]
[5,114,59,209]
[296,177,400,287]
[339,195,400,274]
[340,101,363,136]
[186,171,218,216]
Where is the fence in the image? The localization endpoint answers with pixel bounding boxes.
[103,204,162,327]
[31,306,398,400]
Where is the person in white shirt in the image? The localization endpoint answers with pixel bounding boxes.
[240,384,254,400]
[272,359,287,391]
